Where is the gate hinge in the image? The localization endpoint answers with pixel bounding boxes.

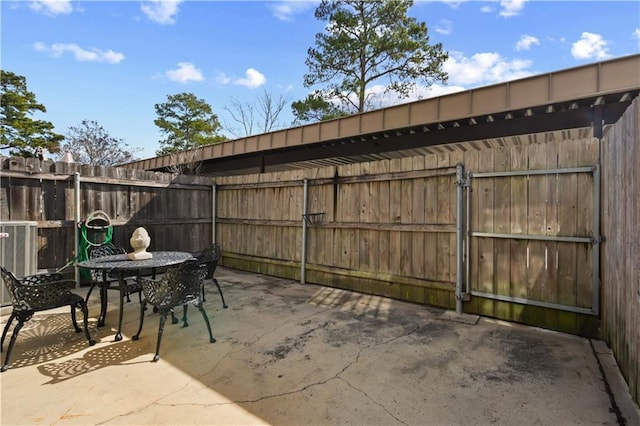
[456,177,472,188]
[456,292,472,302]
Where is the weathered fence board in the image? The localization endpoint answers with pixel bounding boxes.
[602,98,639,404]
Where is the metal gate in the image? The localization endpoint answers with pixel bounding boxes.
[460,165,600,316]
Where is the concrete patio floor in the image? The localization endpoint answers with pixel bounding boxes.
[1,267,638,426]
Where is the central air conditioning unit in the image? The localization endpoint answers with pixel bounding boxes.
[1,221,38,307]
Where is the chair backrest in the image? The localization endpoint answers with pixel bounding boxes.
[88,243,125,259]
[141,260,207,309]
[0,266,70,311]
[88,243,125,281]
[197,242,222,279]
[0,266,21,308]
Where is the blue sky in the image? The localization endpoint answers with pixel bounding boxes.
[2,0,639,161]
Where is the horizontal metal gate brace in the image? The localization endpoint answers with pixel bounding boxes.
[470,165,595,178]
[470,231,595,244]
[470,291,597,316]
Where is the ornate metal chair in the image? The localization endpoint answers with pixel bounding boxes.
[85,243,126,301]
[86,243,143,327]
[195,242,228,308]
[132,260,215,362]
[1,266,96,372]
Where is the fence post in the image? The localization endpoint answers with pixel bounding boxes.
[301,178,309,284]
[455,163,465,314]
[212,183,217,244]
[592,164,601,315]
[74,172,81,287]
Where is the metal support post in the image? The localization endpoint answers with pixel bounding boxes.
[455,163,465,314]
[212,184,217,244]
[74,172,81,287]
[465,171,472,295]
[301,179,309,284]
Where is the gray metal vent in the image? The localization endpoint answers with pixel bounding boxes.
[1,221,38,307]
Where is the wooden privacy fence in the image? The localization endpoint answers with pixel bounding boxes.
[1,104,638,404]
[0,135,610,341]
[214,131,601,337]
[0,159,215,275]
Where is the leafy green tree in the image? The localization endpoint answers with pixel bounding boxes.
[294,0,448,122]
[0,70,64,157]
[154,92,226,156]
[59,119,140,166]
[291,91,349,125]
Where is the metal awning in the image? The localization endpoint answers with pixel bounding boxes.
[123,54,640,177]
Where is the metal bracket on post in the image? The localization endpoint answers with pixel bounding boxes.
[454,168,473,304]
[456,173,472,189]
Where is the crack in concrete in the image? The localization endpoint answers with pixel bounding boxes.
[192,306,335,377]
[98,302,423,425]
[191,324,420,418]
[326,324,421,425]
[337,376,408,425]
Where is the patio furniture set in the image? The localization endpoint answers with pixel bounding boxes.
[0,243,226,372]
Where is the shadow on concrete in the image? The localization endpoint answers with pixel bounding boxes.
[1,267,638,425]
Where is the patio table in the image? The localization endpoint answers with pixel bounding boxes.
[78,251,193,341]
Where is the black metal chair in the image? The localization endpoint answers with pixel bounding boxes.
[132,260,215,362]
[86,243,143,327]
[0,266,96,372]
[195,242,228,308]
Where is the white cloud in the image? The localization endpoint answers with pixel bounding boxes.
[234,68,266,89]
[141,0,182,25]
[444,51,533,86]
[435,19,453,35]
[33,42,124,63]
[214,72,232,85]
[571,32,611,60]
[516,35,540,51]
[166,62,204,83]
[29,0,72,15]
[480,5,493,13]
[499,0,527,17]
[634,28,640,47]
[270,1,317,21]
[367,83,466,109]
[439,0,465,9]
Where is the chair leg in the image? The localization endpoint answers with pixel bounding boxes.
[1,312,17,352]
[153,312,168,362]
[132,300,147,341]
[213,278,228,309]
[196,303,216,344]
[181,305,189,327]
[76,300,96,346]
[70,304,82,333]
[1,311,31,372]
